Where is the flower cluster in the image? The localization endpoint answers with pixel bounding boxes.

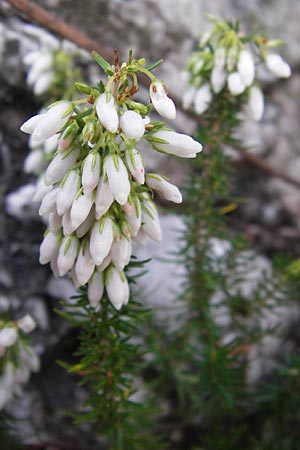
[20,52,202,310]
[0,314,39,409]
[183,17,291,121]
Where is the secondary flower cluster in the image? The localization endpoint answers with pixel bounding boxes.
[0,314,39,409]
[183,18,291,121]
[20,53,202,310]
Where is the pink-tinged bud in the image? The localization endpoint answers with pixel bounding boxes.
[110,235,132,270]
[17,315,36,333]
[211,66,227,94]
[57,235,79,276]
[56,169,80,215]
[194,83,212,114]
[0,327,18,347]
[62,209,73,236]
[20,113,46,134]
[127,196,142,236]
[75,244,95,286]
[106,267,129,310]
[120,110,145,140]
[227,72,246,96]
[142,200,162,242]
[70,192,93,230]
[32,101,73,141]
[24,149,47,175]
[266,54,291,78]
[44,149,79,186]
[149,80,176,119]
[146,174,182,203]
[246,86,265,122]
[104,155,130,205]
[76,206,95,238]
[96,254,112,272]
[125,148,145,184]
[82,152,101,195]
[39,230,60,264]
[123,202,133,216]
[39,186,59,215]
[88,271,104,307]
[237,50,255,87]
[90,217,114,265]
[150,130,202,158]
[95,93,119,133]
[48,212,62,232]
[95,176,114,220]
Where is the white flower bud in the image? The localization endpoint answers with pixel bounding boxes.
[57,235,79,276]
[44,149,79,186]
[96,254,112,272]
[142,200,162,242]
[0,327,17,347]
[211,66,227,94]
[214,47,226,68]
[17,315,36,333]
[127,196,142,236]
[76,206,95,238]
[104,155,131,205]
[82,152,101,195]
[33,71,53,96]
[227,72,246,96]
[110,235,132,270]
[75,244,95,286]
[146,174,182,203]
[88,271,104,308]
[39,230,60,264]
[95,93,119,133]
[48,212,62,232]
[106,267,129,310]
[149,80,176,119]
[62,209,73,236]
[120,110,145,140]
[90,217,114,265]
[150,130,202,158]
[26,53,52,86]
[70,192,93,230]
[133,228,147,245]
[95,176,114,220]
[20,113,46,134]
[246,86,264,122]
[125,148,145,184]
[182,86,197,110]
[56,169,80,216]
[23,149,46,174]
[32,101,73,141]
[44,134,59,155]
[194,83,212,114]
[266,54,291,78]
[237,50,255,87]
[32,177,52,202]
[39,186,59,215]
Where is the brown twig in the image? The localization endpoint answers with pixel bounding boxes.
[6,0,300,191]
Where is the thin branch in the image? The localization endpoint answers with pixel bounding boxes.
[6,0,300,191]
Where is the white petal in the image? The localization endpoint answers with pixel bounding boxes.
[246,86,264,122]
[120,110,145,140]
[125,148,145,184]
[17,315,36,333]
[146,174,182,203]
[110,236,132,270]
[75,244,95,286]
[237,50,255,87]
[150,130,202,158]
[56,169,80,215]
[211,66,227,94]
[39,186,59,215]
[90,217,114,265]
[141,200,162,242]
[76,206,95,238]
[32,101,73,141]
[149,80,176,119]
[82,152,101,195]
[95,176,114,219]
[20,113,46,134]
[57,235,79,276]
[70,192,94,230]
[95,93,119,133]
[44,149,79,185]
[88,271,104,307]
[104,155,130,205]
[106,267,128,310]
[23,149,46,174]
[227,72,246,96]
[39,230,60,264]
[266,54,291,78]
[194,83,212,114]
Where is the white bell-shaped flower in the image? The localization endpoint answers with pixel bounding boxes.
[62,209,73,236]
[90,217,114,265]
[44,149,79,186]
[0,328,18,347]
[266,54,291,78]
[194,83,212,114]
[33,72,53,96]
[95,93,119,133]
[141,199,162,242]
[237,50,255,87]
[95,176,114,220]
[76,207,95,238]
[120,110,145,140]
[246,86,264,122]
[125,148,145,184]
[211,66,227,94]
[104,154,130,205]
[56,169,80,215]
[75,244,95,286]
[149,80,176,119]
[182,86,197,110]
[150,130,202,158]
[146,174,182,203]
[32,101,73,141]
[39,230,60,264]
[48,212,62,232]
[227,72,246,96]
[57,235,79,276]
[70,191,94,230]
[88,271,104,308]
[110,235,132,270]
[126,196,142,236]
[82,152,101,195]
[106,267,129,310]
[20,113,46,134]
[23,149,45,174]
[39,186,59,215]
